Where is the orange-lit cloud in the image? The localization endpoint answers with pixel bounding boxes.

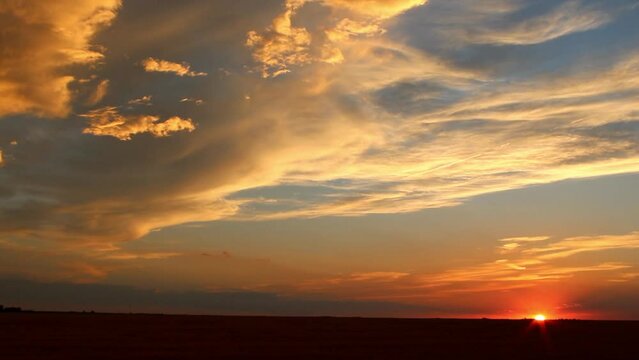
[412,232,639,294]
[285,230,639,309]
[141,57,207,77]
[0,0,120,117]
[231,46,639,220]
[326,0,427,18]
[325,19,385,43]
[86,79,110,106]
[246,0,428,77]
[245,1,312,77]
[82,106,195,140]
[524,232,639,260]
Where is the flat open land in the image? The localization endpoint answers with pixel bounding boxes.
[1,313,638,359]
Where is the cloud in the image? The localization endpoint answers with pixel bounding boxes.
[499,236,549,253]
[81,106,196,140]
[230,46,639,219]
[325,19,385,43]
[0,0,638,257]
[411,0,621,48]
[0,0,120,117]
[84,79,110,106]
[245,1,312,77]
[141,57,208,77]
[302,272,410,288]
[179,97,204,105]
[462,1,613,45]
[246,0,428,77]
[499,236,550,243]
[287,230,639,309]
[128,95,153,106]
[0,277,431,317]
[524,232,639,260]
[414,232,639,292]
[326,0,428,18]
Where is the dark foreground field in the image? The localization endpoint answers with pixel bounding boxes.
[1,313,638,359]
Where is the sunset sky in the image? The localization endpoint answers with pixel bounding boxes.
[1,0,639,319]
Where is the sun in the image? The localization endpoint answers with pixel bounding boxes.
[534,314,546,321]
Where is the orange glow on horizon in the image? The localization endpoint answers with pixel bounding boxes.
[534,314,546,321]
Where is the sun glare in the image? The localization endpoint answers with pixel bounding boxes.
[534,314,546,321]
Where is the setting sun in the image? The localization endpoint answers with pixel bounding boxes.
[534,314,546,321]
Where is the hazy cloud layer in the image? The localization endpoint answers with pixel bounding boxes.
[0,278,432,317]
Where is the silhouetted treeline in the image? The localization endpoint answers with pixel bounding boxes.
[0,305,23,313]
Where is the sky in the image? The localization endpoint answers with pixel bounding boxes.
[0,0,638,319]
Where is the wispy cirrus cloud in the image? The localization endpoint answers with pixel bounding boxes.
[420,232,639,292]
[86,79,110,106]
[524,232,639,260]
[410,0,621,48]
[288,231,639,305]
[231,45,639,219]
[462,1,613,45]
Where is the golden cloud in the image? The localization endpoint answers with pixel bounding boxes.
[290,231,639,302]
[325,19,385,43]
[232,47,639,220]
[81,106,196,140]
[245,2,312,77]
[141,57,208,77]
[0,0,120,117]
[415,232,639,292]
[86,79,110,106]
[524,232,639,260]
[325,0,427,18]
[246,0,428,77]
